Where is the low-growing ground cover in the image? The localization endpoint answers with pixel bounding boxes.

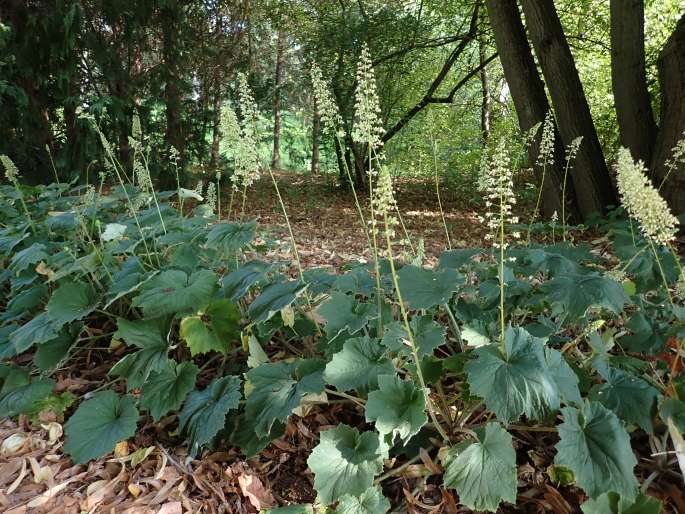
[0,159,684,513]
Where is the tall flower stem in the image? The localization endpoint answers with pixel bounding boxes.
[432,136,452,249]
[499,183,506,351]
[527,163,546,244]
[335,135,370,246]
[384,212,449,442]
[366,144,384,334]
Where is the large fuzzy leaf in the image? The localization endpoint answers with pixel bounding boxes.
[178,375,241,456]
[222,260,272,301]
[337,486,390,514]
[581,492,662,514]
[544,347,582,405]
[324,336,394,391]
[465,326,560,422]
[9,312,61,353]
[365,374,426,443]
[10,242,48,274]
[396,265,462,310]
[179,299,241,356]
[307,424,384,504]
[133,269,218,317]
[555,402,638,500]
[248,280,308,323]
[443,423,517,512]
[589,368,658,432]
[109,318,170,390]
[63,390,139,463]
[318,292,375,338]
[380,316,445,356]
[0,378,55,417]
[543,273,629,319]
[46,280,99,326]
[140,361,199,421]
[245,359,325,436]
[205,220,256,252]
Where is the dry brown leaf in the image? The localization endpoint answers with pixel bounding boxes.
[157,501,182,514]
[237,472,275,510]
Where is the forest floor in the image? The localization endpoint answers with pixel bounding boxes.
[2,171,683,514]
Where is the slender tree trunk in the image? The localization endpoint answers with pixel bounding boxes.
[479,33,491,144]
[610,0,657,165]
[311,100,320,174]
[651,15,685,213]
[485,0,579,221]
[162,6,184,188]
[520,0,616,219]
[271,29,285,170]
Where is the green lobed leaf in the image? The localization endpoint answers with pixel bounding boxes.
[324,336,394,392]
[396,265,462,310]
[318,292,375,338]
[443,423,517,512]
[543,273,629,320]
[109,317,170,390]
[248,280,308,324]
[465,326,560,422]
[221,260,272,301]
[45,280,99,326]
[337,486,391,514]
[307,424,384,504]
[178,375,241,456]
[179,299,241,356]
[555,402,638,500]
[581,492,662,514]
[380,315,445,356]
[140,361,199,421]
[589,368,658,432]
[245,359,325,437]
[63,390,139,463]
[9,312,62,353]
[133,269,218,317]
[205,220,256,252]
[0,378,56,417]
[10,242,48,274]
[544,347,582,405]
[365,374,426,443]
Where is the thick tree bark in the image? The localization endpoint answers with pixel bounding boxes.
[311,100,320,174]
[520,0,616,219]
[485,0,578,221]
[610,0,657,165]
[162,6,184,188]
[479,33,491,144]
[651,15,685,213]
[271,30,285,170]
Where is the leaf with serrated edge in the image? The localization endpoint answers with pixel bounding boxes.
[365,374,426,443]
[443,423,517,512]
[140,361,199,421]
[307,424,384,504]
[337,486,390,514]
[178,375,241,456]
[555,402,638,500]
[324,336,393,391]
[63,391,139,463]
[465,326,559,422]
[396,265,462,310]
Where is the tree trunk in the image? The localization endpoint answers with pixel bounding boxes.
[162,6,184,188]
[610,0,657,165]
[485,0,579,221]
[651,15,685,213]
[479,33,491,144]
[311,99,320,174]
[271,29,285,170]
[520,0,616,219]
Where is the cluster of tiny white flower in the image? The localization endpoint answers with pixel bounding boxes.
[372,165,398,237]
[566,136,583,164]
[606,268,627,283]
[228,75,261,190]
[676,269,685,301]
[352,44,384,150]
[1,155,20,183]
[615,147,678,247]
[478,140,520,249]
[310,64,343,137]
[195,180,204,199]
[205,181,217,213]
[537,111,555,167]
